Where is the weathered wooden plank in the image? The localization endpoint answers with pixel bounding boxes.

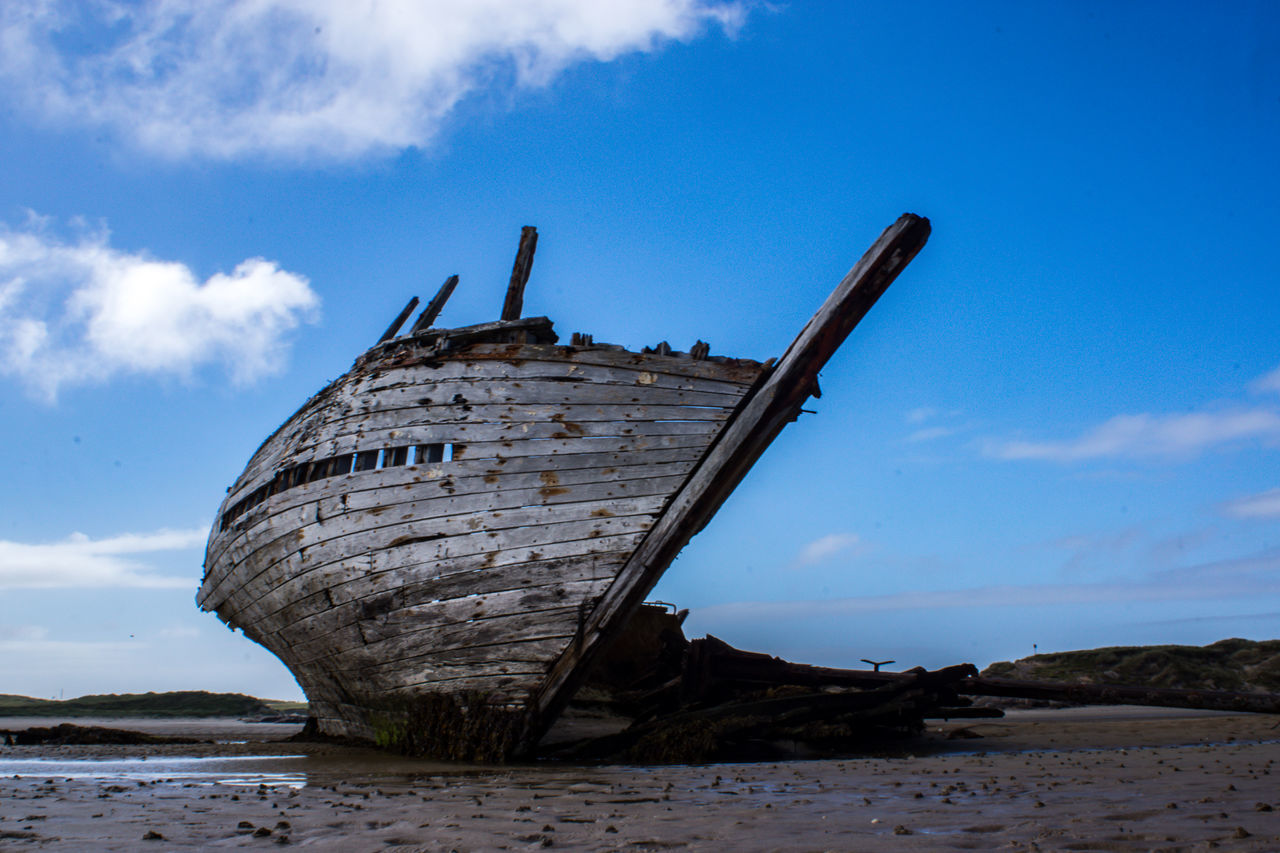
[223,349,759,490]
[240,455,692,539]
[287,586,598,666]
[225,344,758,490]
[523,213,932,753]
[327,663,545,697]
[211,528,642,632]
[356,344,764,395]
[212,488,664,603]
[297,401,735,441]
[377,296,419,344]
[214,438,707,539]
[252,539,635,645]
[294,640,557,689]
[208,461,687,574]
[411,275,459,334]
[348,377,748,412]
[211,511,656,626]
[223,423,715,509]
[267,552,622,645]
[271,567,607,654]
[205,450,699,574]
[230,522,643,634]
[339,633,577,686]
[502,226,538,321]
[349,399,728,446]
[219,444,701,520]
[355,360,760,404]
[208,469,684,579]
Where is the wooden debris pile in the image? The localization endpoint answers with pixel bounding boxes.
[546,606,994,763]
[545,604,1280,763]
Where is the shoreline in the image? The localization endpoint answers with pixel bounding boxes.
[3,707,1279,850]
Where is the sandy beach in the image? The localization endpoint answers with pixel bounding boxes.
[2,708,1279,851]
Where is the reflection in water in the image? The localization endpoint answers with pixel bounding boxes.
[0,755,309,787]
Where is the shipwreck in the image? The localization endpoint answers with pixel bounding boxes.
[198,215,1280,762]
[197,215,936,759]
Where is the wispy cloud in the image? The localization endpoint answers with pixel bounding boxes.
[986,364,1280,464]
[1250,365,1280,395]
[702,545,1280,621]
[1222,488,1280,519]
[986,409,1280,463]
[905,425,955,443]
[0,528,205,590]
[901,406,966,444]
[1047,525,1143,575]
[792,533,862,567]
[0,217,318,400]
[0,0,747,161]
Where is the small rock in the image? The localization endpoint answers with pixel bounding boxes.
[893,825,912,835]
[142,830,164,841]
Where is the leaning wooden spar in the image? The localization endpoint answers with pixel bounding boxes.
[197,215,931,760]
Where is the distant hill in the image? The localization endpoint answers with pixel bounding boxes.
[0,691,289,718]
[982,638,1280,693]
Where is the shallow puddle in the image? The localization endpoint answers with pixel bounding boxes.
[0,754,309,787]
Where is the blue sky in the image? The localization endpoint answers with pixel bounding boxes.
[0,1,1277,701]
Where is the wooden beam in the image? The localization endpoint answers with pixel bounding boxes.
[377,296,419,344]
[520,213,931,754]
[501,226,538,321]
[410,275,459,334]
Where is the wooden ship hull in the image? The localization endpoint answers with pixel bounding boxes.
[197,215,932,760]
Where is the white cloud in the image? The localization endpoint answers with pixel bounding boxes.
[1222,488,1280,519]
[793,532,862,567]
[987,408,1280,463]
[0,528,205,590]
[1251,365,1280,395]
[0,0,747,161]
[905,425,954,443]
[0,218,318,399]
[905,406,936,425]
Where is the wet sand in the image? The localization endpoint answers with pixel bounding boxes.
[2,708,1279,851]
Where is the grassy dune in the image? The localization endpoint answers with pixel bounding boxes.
[982,638,1280,692]
[0,691,305,718]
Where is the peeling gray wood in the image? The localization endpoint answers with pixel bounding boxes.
[207,469,685,579]
[205,507,657,625]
